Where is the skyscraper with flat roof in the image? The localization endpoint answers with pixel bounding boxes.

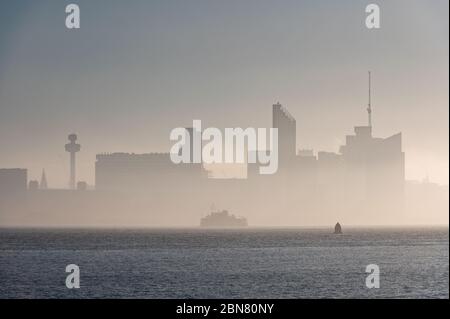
[339,125,405,211]
[0,168,27,195]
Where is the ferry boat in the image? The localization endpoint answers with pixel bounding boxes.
[200,210,248,228]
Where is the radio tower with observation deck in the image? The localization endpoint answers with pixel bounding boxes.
[65,134,81,189]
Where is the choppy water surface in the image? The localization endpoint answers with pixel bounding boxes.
[0,227,448,298]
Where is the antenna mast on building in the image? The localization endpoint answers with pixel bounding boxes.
[367,71,372,128]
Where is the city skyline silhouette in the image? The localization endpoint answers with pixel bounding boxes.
[0,1,447,302]
[0,0,447,188]
[0,100,448,227]
[0,0,448,227]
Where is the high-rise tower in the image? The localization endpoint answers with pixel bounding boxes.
[272,102,296,168]
[65,134,81,189]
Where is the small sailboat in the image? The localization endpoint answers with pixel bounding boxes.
[334,222,342,234]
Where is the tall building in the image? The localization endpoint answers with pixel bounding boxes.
[0,169,27,195]
[0,169,27,219]
[249,102,405,222]
[272,102,296,169]
[184,127,201,163]
[95,152,205,192]
[339,125,405,205]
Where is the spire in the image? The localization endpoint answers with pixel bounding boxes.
[40,169,48,189]
[367,71,372,128]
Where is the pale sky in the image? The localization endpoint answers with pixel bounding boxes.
[0,0,448,187]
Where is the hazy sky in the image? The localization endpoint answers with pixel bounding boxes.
[0,0,448,187]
